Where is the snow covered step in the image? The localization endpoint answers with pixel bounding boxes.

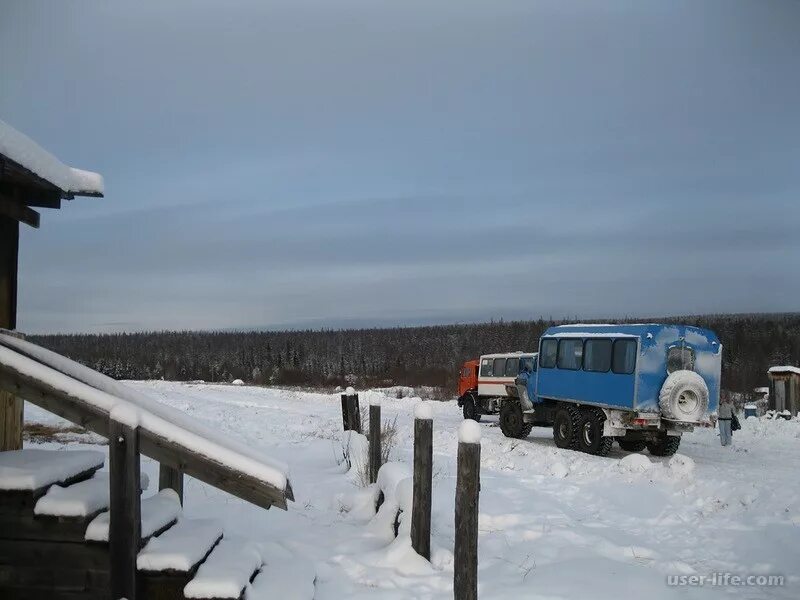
[34,471,150,517]
[0,449,104,492]
[137,518,223,573]
[85,488,182,542]
[183,536,262,599]
[245,555,316,600]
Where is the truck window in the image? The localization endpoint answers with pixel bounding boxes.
[493,358,507,377]
[540,339,557,368]
[480,359,493,377]
[462,367,471,378]
[612,339,637,374]
[504,358,519,377]
[557,339,583,370]
[667,346,695,373]
[584,339,612,372]
[523,356,535,372]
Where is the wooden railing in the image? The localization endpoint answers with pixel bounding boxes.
[0,331,294,599]
[0,330,293,509]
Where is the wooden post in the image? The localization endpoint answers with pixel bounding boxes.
[109,416,141,600]
[411,403,433,560]
[341,393,350,431]
[369,402,381,484]
[0,217,22,452]
[159,463,184,505]
[346,394,362,434]
[454,421,481,600]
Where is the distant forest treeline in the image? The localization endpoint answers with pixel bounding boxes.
[31,314,800,395]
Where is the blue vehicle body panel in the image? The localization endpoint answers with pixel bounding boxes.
[532,324,721,415]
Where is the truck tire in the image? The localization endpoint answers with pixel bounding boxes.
[500,401,533,439]
[659,370,709,422]
[617,439,648,452]
[462,393,481,422]
[553,405,580,449]
[576,408,613,456]
[647,435,681,457]
[617,438,647,452]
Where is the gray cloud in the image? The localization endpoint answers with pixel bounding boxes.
[2,0,799,333]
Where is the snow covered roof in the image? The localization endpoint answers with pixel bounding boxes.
[754,387,769,393]
[768,366,800,376]
[0,118,104,197]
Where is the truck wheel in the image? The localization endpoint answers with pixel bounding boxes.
[646,435,681,457]
[462,393,481,422]
[659,370,709,422]
[617,439,648,452]
[576,408,613,456]
[500,401,532,439]
[553,406,580,449]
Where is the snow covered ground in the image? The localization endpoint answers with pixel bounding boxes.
[25,382,800,599]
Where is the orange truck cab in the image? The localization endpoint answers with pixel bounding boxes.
[458,360,480,398]
[457,352,536,420]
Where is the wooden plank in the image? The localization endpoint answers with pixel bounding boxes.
[411,416,432,561]
[109,418,141,600]
[0,511,104,542]
[0,367,290,510]
[0,198,40,228]
[0,537,109,570]
[368,403,381,484]
[158,463,184,505]
[454,436,481,600]
[0,464,102,514]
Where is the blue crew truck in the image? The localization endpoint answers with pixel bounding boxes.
[502,324,721,457]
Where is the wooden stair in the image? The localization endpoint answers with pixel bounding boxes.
[0,449,315,600]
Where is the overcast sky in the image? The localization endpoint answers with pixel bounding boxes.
[1,0,799,334]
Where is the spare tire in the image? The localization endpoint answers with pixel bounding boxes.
[659,370,709,422]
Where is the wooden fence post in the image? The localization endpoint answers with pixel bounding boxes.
[341,393,350,431]
[159,463,184,505]
[347,394,362,433]
[0,329,23,452]
[412,402,433,560]
[109,412,142,600]
[369,401,381,484]
[454,420,481,600]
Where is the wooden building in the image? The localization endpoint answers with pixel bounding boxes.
[767,366,800,417]
[0,119,104,450]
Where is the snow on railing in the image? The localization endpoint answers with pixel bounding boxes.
[0,331,293,510]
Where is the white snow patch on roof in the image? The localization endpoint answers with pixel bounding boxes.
[768,366,800,375]
[458,420,482,444]
[0,118,104,195]
[0,449,104,491]
[137,518,223,572]
[414,402,433,420]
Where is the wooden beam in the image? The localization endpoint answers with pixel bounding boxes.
[0,368,291,510]
[0,218,21,452]
[0,217,16,330]
[0,184,61,209]
[158,464,184,504]
[0,198,39,228]
[109,417,141,600]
